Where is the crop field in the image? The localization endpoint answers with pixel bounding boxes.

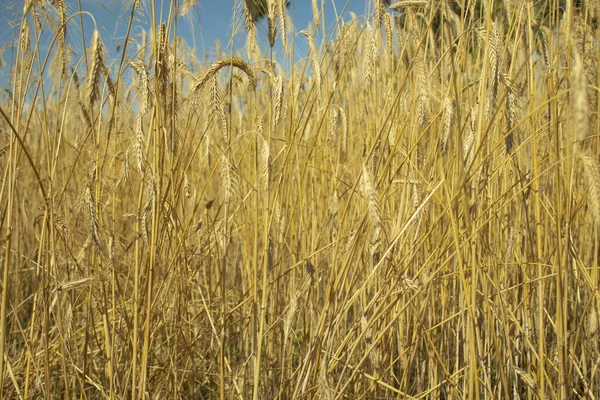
[0,0,599,398]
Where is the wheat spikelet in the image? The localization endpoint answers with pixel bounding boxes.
[586,0,600,20]
[87,29,104,105]
[71,68,93,127]
[374,0,385,27]
[260,135,271,190]
[207,73,227,143]
[167,123,179,155]
[53,0,68,76]
[339,23,352,60]
[361,315,382,369]
[361,164,382,229]
[193,56,256,94]
[123,150,130,182]
[220,154,238,202]
[502,73,520,154]
[389,0,430,10]
[242,0,259,31]
[360,23,379,85]
[129,60,150,115]
[84,184,101,251]
[141,212,149,244]
[242,0,259,59]
[208,72,221,116]
[180,0,197,16]
[505,225,516,262]
[484,22,501,121]
[267,0,277,48]
[401,274,419,290]
[283,270,313,353]
[273,74,284,126]
[383,12,393,56]
[57,275,97,292]
[63,300,73,342]
[156,23,171,95]
[104,66,117,102]
[339,107,348,157]
[0,44,8,71]
[416,48,429,127]
[329,106,339,140]
[141,176,156,244]
[513,367,540,396]
[184,172,192,199]
[411,176,420,213]
[277,0,288,52]
[331,189,339,218]
[578,152,600,230]
[571,49,589,144]
[52,212,68,239]
[586,304,598,337]
[108,232,115,262]
[134,114,146,172]
[464,108,477,170]
[274,202,285,243]
[502,0,514,21]
[301,30,321,100]
[441,95,454,153]
[312,0,320,28]
[204,133,211,169]
[19,20,30,55]
[343,228,359,260]
[539,27,551,71]
[220,107,229,145]
[158,22,167,54]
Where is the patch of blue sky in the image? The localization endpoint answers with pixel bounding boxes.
[0,0,374,94]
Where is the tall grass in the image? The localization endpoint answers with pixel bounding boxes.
[1,0,600,398]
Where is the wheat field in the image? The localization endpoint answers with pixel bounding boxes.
[0,0,599,398]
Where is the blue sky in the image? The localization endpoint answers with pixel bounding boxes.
[0,0,375,83]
